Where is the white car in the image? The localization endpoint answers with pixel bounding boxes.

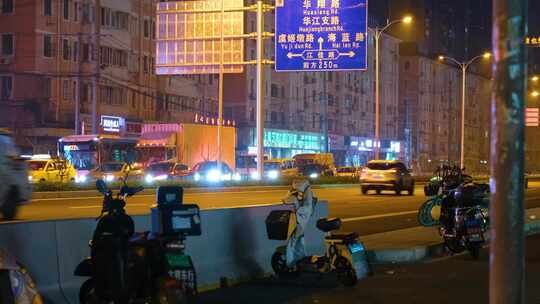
[0,129,31,219]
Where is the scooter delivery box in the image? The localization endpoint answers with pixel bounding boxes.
[151,204,201,236]
[265,210,296,240]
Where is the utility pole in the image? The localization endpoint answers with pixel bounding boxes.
[321,72,328,153]
[217,0,224,174]
[75,32,82,135]
[490,0,527,303]
[256,0,264,178]
[91,0,101,134]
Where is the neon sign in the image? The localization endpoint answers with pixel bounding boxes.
[101,115,123,133]
[194,114,236,127]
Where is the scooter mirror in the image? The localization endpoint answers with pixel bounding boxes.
[96,179,108,194]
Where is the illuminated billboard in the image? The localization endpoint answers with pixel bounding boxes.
[156,0,244,75]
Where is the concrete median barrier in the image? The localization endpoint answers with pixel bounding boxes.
[0,201,328,303]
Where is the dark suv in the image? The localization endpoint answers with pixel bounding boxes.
[359,160,414,195]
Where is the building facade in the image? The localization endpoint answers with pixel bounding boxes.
[0,0,219,154]
[225,3,403,165]
[399,54,491,174]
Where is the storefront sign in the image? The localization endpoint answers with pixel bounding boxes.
[100,115,123,133]
[525,36,540,47]
[262,129,322,151]
[194,114,236,127]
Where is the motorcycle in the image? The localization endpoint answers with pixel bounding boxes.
[75,178,190,304]
[435,166,489,259]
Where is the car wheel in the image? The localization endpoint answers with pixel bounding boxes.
[395,187,401,195]
[361,187,368,195]
[408,182,415,196]
[1,187,19,220]
[375,189,381,195]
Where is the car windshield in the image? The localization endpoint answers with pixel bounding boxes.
[236,157,256,169]
[299,164,323,173]
[147,163,174,172]
[367,162,401,170]
[264,162,280,170]
[28,161,47,171]
[198,162,230,173]
[100,163,124,172]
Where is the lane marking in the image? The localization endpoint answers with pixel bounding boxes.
[69,203,149,209]
[341,210,419,222]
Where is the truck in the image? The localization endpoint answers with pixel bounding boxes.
[136,123,236,170]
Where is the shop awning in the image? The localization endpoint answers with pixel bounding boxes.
[136,131,176,148]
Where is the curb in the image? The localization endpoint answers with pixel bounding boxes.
[365,219,540,265]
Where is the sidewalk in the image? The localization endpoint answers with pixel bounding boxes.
[196,234,540,304]
[194,209,540,304]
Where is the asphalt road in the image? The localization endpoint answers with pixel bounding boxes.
[7,182,540,237]
[196,234,540,304]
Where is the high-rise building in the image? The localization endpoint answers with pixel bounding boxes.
[388,0,491,62]
[223,1,402,165]
[399,54,491,174]
[0,0,219,154]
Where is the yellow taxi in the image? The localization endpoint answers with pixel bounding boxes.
[91,162,144,183]
[27,155,77,183]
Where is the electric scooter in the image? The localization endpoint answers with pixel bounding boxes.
[267,198,370,286]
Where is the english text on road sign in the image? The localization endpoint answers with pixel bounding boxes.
[275,0,368,72]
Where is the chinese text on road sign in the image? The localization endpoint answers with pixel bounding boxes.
[275,0,367,72]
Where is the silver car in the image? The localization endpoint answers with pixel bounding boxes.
[0,129,31,219]
[360,160,415,195]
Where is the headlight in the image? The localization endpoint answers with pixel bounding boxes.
[207,170,220,182]
[194,173,201,181]
[267,170,279,180]
[250,171,260,180]
[233,173,241,181]
[145,174,154,184]
[221,173,232,181]
[154,174,168,181]
[309,173,319,179]
[28,176,33,182]
[105,175,114,182]
[75,175,87,183]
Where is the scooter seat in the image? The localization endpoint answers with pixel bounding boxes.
[325,232,359,243]
[316,218,342,232]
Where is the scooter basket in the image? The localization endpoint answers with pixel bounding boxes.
[265,210,296,240]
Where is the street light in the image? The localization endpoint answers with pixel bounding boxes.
[532,91,540,97]
[438,51,491,169]
[371,15,413,159]
[532,75,539,82]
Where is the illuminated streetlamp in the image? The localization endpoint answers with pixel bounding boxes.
[532,75,539,82]
[370,15,413,159]
[438,52,491,168]
[532,91,540,97]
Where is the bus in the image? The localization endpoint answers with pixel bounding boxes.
[58,134,138,176]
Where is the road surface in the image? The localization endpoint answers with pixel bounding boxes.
[7,182,540,236]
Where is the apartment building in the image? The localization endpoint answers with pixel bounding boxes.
[225,4,402,165]
[399,55,491,174]
[0,0,218,153]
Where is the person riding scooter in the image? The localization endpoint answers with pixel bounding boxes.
[282,179,316,267]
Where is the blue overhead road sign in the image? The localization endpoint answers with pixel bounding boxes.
[275,0,368,72]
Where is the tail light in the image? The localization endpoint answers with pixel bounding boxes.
[388,169,397,173]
